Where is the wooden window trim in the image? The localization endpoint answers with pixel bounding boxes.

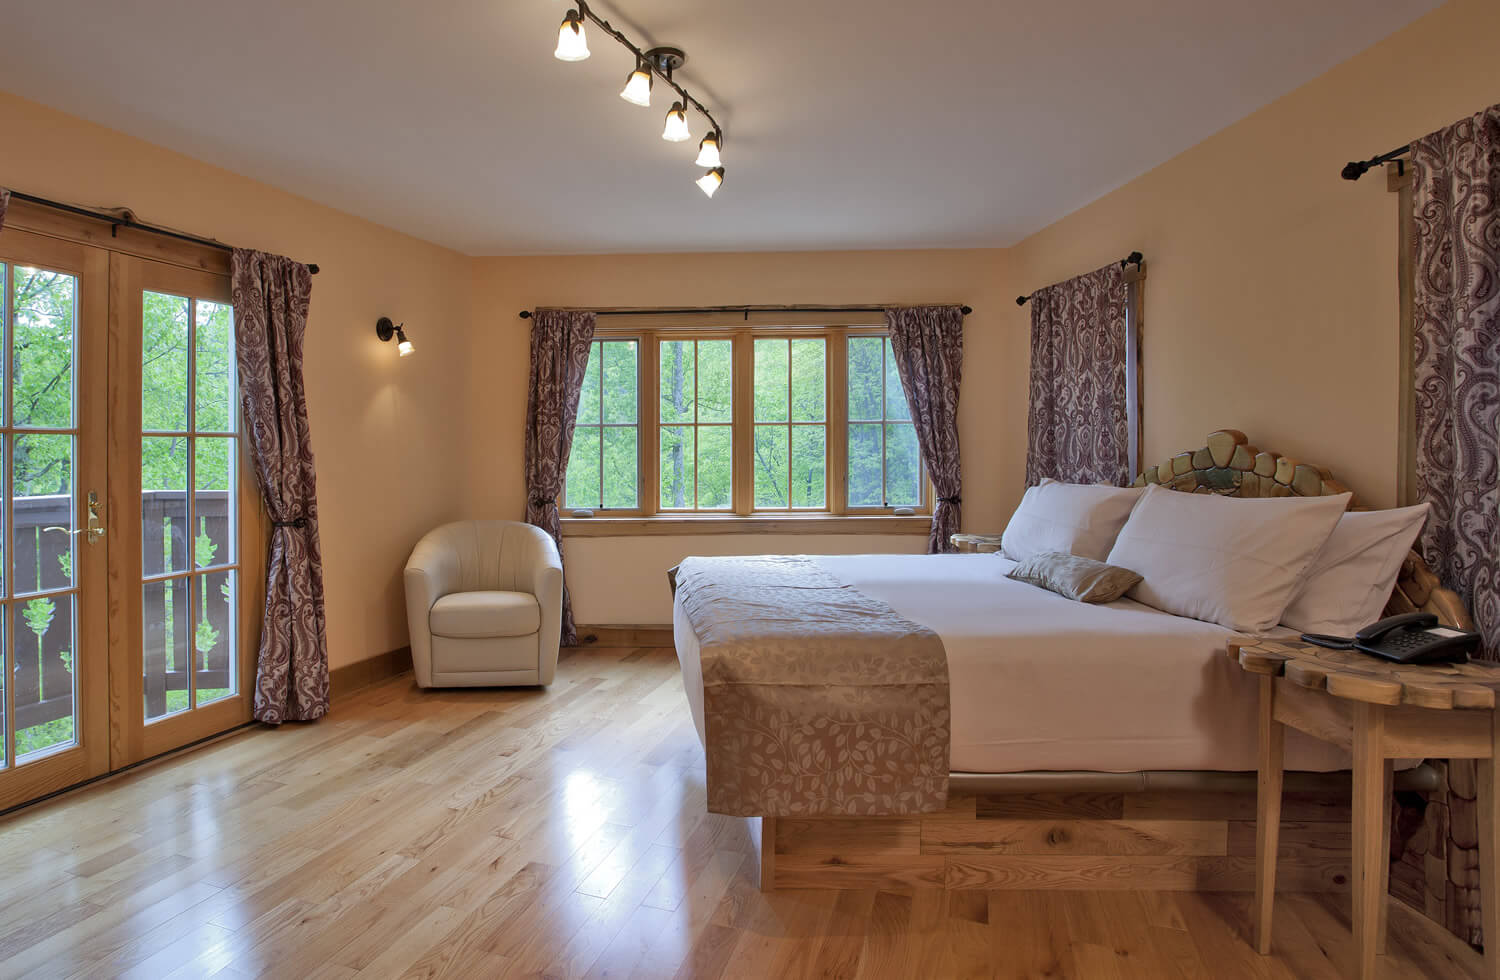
[563,321,934,526]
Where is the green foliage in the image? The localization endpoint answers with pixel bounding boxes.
[564,333,922,511]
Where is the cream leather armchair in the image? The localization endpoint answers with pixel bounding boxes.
[404,521,563,687]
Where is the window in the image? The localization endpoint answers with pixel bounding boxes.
[659,339,731,510]
[565,339,640,511]
[847,336,922,509]
[561,325,929,519]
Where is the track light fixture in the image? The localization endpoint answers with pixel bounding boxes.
[546,2,727,198]
[554,9,589,62]
[695,131,722,169]
[620,63,652,107]
[696,167,725,199]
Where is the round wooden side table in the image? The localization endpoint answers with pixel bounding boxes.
[1228,638,1500,979]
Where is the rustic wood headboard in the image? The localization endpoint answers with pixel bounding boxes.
[1132,428,1473,630]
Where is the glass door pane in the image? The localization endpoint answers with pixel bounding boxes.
[140,290,239,723]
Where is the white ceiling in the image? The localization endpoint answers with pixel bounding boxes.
[1,0,1439,255]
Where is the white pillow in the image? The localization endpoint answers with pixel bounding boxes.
[1001,479,1144,563]
[1105,483,1350,633]
[1280,504,1430,636]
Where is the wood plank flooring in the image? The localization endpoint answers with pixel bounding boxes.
[0,646,1485,979]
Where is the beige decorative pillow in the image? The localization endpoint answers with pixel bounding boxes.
[1006,551,1144,604]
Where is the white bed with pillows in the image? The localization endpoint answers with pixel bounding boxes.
[672,472,1432,776]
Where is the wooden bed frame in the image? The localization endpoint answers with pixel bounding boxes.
[754,430,1476,931]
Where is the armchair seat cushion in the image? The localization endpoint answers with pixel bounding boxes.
[430,591,541,639]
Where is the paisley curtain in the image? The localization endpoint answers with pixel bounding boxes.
[0,188,9,230]
[1412,104,1500,657]
[1025,262,1131,486]
[1408,103,1500,951]
[886,306,964,553]
[231,249,329,724]
[524,309,596,645]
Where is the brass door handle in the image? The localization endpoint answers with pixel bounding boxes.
[47,492,105,544]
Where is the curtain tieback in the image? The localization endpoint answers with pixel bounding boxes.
[937,496,962,504]
[273,517,308,529]
[529,498,557,508]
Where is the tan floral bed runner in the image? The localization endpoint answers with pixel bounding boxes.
[673,555,950,817]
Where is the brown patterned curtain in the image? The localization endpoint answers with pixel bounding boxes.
[0,188,9,230]
[1408,105,1500,950]
[885,306,964,553]
[231,249,329,723]
[1413,104,1500,657]
[1025,263,1130,486]
[524,309,596,646]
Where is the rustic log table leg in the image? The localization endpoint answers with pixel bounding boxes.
[1255,675,1284,955]
[1351,703,1386,980]
[1481,714,1500,980]
[1378,760,1393,955]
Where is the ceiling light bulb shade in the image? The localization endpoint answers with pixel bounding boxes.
[620,68,652,106]
[694,132,721,168]
[696,167,724,198]
[554,12,590,61]
[662,102,691,142]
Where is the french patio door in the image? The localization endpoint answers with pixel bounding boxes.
[0,229,109,810]
[0,223,259,811]
[106,256,259,768]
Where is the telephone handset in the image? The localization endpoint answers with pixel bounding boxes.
[1301,612,1481,665]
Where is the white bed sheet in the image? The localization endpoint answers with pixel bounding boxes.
[673,553,1352,774]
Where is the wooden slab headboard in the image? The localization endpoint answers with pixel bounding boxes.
[1131,428,1473,630]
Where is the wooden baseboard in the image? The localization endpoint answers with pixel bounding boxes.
[331,646,411,700]
[767,788,1357,892]
[574,625,673,648]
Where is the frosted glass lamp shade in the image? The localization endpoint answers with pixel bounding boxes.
[662,103,691,142]
[554,13,590,61]
[694,132,721,168]
[696,167,724,198]
[620,68,652,106]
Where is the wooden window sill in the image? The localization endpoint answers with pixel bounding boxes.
[559,515,932,537]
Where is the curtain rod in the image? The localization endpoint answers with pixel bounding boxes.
[518,304,972,320]
[1341,144,1411,182]
[7,190,320,274]
[1016,251,1143,306]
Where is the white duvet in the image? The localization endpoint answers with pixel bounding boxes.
[673,553,1351,773]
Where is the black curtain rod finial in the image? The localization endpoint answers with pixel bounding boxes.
[519,310,533,319]
[960,305,973,315]
[1121,250,1143,269]
[1016,295,1030,306]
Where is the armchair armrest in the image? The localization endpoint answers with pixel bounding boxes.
[404,535,462,688]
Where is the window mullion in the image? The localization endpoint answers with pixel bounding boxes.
[642,331,657,516]
[732,333,752,515]
[828,329,846,515]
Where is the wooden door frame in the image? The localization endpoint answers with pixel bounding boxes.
[0,228,111,810]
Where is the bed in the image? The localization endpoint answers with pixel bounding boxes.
[671,430,1474,892]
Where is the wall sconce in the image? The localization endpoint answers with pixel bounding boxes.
[376,317,414,357]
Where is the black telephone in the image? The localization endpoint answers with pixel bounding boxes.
[1301,612,1481,664]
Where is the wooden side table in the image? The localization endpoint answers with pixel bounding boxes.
[1230,638,1500,979]
[950,533,1004,554]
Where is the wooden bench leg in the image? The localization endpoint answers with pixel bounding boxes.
[1481,716,1500,980]
[1255,675,1284,956]
[1351,703,1386,980]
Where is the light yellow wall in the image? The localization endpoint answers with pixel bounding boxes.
[0,91,475,668]
[467,250,1018,624]
[1007,0,1500,512]
[2,0,1494,647]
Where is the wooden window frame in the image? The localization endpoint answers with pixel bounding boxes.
[560,320,934,534]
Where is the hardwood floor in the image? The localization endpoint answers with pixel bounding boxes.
[0,645,1485,979]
